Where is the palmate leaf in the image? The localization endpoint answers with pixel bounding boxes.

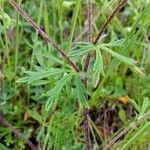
[75,74,89,108]
[102,38,125,47]
[45,73,73,111]
[17,68,70,83]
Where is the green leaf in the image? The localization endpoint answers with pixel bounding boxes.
[75,74,89,108]
[141,97,150,115]
[92,71,100,89]
[0,143,11,150]
[102,39,125,47]
[44,53,65,66]
[35,50,44,66]
[99,45,136,66]
[68,42,95,58]
[37,126,45,141]
[63,1,75,9]
[0,10,15,30]
[31,80,49,86]
[130,99,140,113]
[47,73,73,96]
[27,109,42,123]
[99,45,144,77]
[17,68,70,83]
[94,47,105,76]
[45,73,73,111]
[118,108,126,122]
[130,66,144,78]
[45,97,55,112]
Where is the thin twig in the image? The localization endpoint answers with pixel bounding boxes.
[8,0,80,73]
[84,0,92,72]
[103,112,150,150]
[83,108,91,150]
[72,11,101,46]
[0,114,37,150]
[93,0,128,45]
[83,1,92,150]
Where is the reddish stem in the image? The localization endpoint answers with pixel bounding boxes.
[0,114,37,150]
[83,1,92,150]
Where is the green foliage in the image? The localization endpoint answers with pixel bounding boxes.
[94,47,105,76]
[130,97,150,115]
[75,73,89,108]
[45,72,73,111]
[0,0,150,149]
[69,41,143,78]
[68,42,95,57]
[17,68,70,84]
[0,10,15,31]
[122,121,150,150]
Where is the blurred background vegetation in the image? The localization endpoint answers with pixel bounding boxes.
[0,0,150,149]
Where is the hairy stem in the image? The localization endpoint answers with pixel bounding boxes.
[93,0,128,44]
[83,108,91,150]
[83,1,92,150]
[84,0,92,72]
[8,0,80,73]
[0,114,37,150]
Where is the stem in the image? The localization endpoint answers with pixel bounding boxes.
[8,0,80,73]
[43,118,52,150]
[93,0,128,44]
[15,0,20,75]
[103,112,150,150]
[83,1,92,150]
[83,108,91,150]
[84,0,92,72]
[0,114,37,150]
